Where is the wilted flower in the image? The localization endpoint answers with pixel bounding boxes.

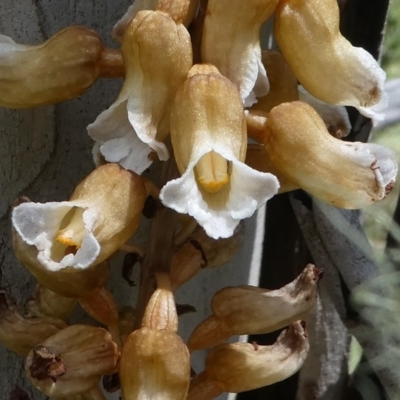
[0,26,123,109]
[26,325,119,398]
[160,64,279,239]
[275,0,387,120]
[188,264,320,351]
[88,10,193,174]
[202,0,279,106]
[188,321,309,399]
[262,101,398,208]
[12,164,146,272]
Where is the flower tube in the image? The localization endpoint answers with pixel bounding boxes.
[262,101,398,208]
[160,64,279,239]
[201,0,279,106]
[88,10,193,174]
[275,0,387,120]
[12,164,146,272]
[0,26,123,109]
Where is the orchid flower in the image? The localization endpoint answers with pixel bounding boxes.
[160,64,279,239]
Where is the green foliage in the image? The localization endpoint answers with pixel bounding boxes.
[382,0,400,78]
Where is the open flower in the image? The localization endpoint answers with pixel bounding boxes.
[275,0,387,121]
[201,0,278,106]
[160,64,279,239]
[12,164,146,272]
[88,10,192,174]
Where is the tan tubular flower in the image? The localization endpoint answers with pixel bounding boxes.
[201,0,279,106]
[12,164,146,272]
[263,101,398,209]
[160,64,279,239]
[88,10,193,174]
[275,0,387,121]
[112,0,198,41]
[188,321,309,399]
[188,264,320,351]
[246,144,299,194]
[26,325,119,398]
[120,273,190,400]
[0,291,67,357]
[0,26,123,109]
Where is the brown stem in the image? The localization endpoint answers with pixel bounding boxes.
[134,159,179,329]
[189,0,208,63]
[99,48,125,78]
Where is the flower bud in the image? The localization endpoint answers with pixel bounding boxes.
[112,0,198,41]
[201,0,279,106]
[88,10,193,174]
[275,0,387,120]
[120,273,190,399]
[12,164,146,272]
[26,325,119,398]
[0,26,123,109]
[160,64,279,239]
[188,264,321,351]
[0,291,67,356]
[188,321,309,398]
[263,101,398,208]
[26,285,77,321]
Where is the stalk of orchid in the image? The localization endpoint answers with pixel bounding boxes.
[0,0,397,399]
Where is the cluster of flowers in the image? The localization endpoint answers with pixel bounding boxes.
[0,0,398,398]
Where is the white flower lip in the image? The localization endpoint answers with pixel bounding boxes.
[160,144,279,239]
[88,99,154,174]
[12,201,100,272]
